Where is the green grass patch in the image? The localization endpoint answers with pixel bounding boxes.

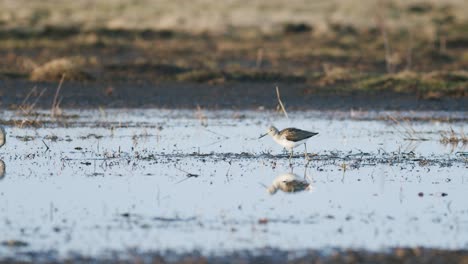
[357,71,468,98]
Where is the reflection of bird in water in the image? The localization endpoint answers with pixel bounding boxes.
[0,126,5,148]
[259,126,318,161]
[267,173,311,194]
[0,160,5,180]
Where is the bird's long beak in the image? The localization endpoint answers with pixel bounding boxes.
[259,133,268,139]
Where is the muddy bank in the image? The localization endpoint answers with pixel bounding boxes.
[1,80,467,111]
[1,248,468,264]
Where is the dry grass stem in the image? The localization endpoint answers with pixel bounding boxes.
[51,74,65,118]
[256,48,263,69]
[388,115,427,141]
[195,105,208,127]
[406,31,413,71]
[376,10,395,74]
[275,86,288,119]
[19,86,47,116]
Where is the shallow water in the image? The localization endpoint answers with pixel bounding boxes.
[0,109,466,259]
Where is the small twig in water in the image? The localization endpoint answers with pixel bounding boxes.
[41,139,50,152]
[204,128,229,139]
[225,160,232,182]
[175,166,199,184]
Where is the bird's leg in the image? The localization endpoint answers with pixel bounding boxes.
[304,143,310,160]
[288,149,293,166]
[304,152,311,174]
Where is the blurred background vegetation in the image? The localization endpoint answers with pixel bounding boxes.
[0,0,467,98]
[1,0,467,34]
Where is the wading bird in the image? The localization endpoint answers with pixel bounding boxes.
[259,126,318,161]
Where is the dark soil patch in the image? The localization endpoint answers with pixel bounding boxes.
[1,80,467,111]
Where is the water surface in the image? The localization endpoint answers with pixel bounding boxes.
[0,109,466,258]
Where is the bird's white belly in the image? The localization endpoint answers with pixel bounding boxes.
[273,137,304,150]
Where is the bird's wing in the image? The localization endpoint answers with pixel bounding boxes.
[281,128,318,142]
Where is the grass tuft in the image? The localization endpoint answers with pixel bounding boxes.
[440,128,467,145]
[318,64,355,86]
[357,70,468,98]
[30,57,93,81]
[176,70,224,83]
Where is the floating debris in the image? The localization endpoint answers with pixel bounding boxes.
[79,134,104,139]
[1,240,29,248]
[152,216,196,222]
[15,135,35,142]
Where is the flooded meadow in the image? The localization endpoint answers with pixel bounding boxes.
[0,109,466,261]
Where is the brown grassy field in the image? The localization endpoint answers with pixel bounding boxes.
[0,0,467,105]
[2,0,468,33]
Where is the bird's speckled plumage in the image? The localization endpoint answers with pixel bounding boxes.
[279,128,318,142]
